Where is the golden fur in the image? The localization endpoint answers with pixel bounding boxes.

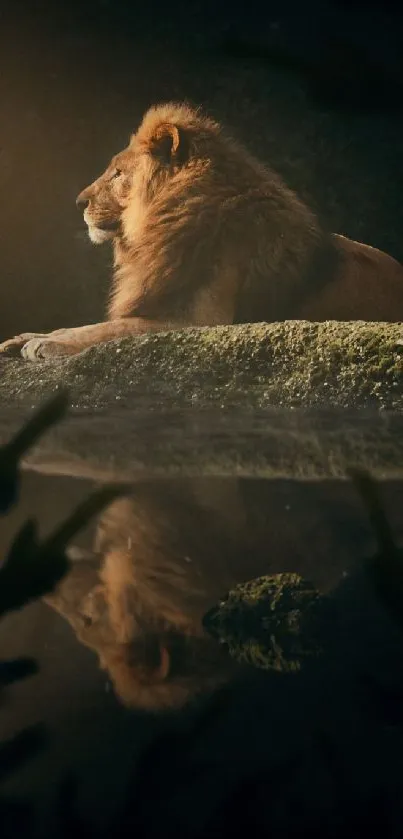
[1,101,403,359]
[44,483,250,712]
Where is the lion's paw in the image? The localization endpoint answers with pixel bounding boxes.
[0,333,47,356]
[21,337,71,361]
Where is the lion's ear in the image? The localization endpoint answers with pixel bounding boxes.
[150,122,189,165]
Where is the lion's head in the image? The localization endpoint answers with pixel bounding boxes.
[76,145,135,245]
[76,102,221,247]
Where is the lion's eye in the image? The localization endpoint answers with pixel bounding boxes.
[111,168,122,180]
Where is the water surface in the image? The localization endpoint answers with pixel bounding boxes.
[1,404,403,835]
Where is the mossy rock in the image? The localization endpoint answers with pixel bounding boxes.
[0,321,402,411]
[203,573,334,672]
[1,321,403,480]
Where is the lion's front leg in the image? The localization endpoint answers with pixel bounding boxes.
[0,332,49,356]
[0,318,177,362]
[0,327,77,359]
[0,330,87,361]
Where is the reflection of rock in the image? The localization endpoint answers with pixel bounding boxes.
[204,573,332,671]
[204,563,403,691]
[39,473,403,712]
[0,321,402,410]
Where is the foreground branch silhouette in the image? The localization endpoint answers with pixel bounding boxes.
[0,391,128,838]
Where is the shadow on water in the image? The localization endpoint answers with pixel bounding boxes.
[2,402,403,836]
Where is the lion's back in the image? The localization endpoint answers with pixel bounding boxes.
[295,234,403,322]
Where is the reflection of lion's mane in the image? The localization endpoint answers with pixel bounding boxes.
[94,490,245,711]
[45,484,255,712]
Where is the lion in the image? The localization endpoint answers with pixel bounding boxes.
[1,101,403,360]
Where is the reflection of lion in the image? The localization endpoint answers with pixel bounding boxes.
[1,102,403,360]
[42,477,397,713]
[44,483,252,711]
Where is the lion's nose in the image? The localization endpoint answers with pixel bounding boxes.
[76,193,89,210]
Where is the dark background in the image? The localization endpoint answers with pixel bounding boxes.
[0,0,402,340]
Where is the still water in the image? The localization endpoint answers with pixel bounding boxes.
[1,404,403,836]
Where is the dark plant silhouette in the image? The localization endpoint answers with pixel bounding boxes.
[0,391,129,838]
[0,391,69,514]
